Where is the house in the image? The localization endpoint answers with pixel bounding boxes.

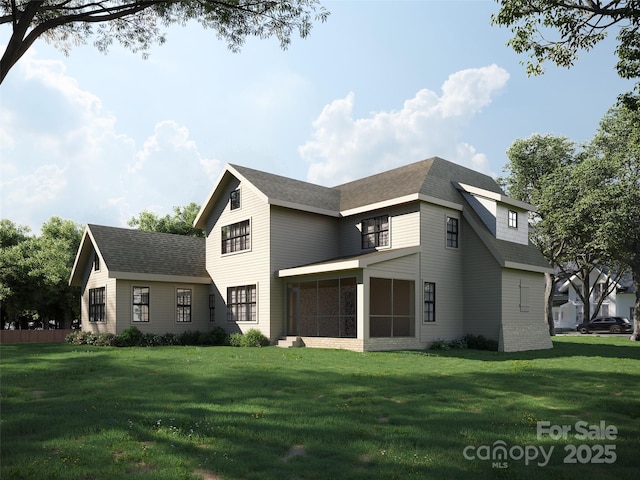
[553,268,637,330]
[70,156,553,352]
[69,225,212,334]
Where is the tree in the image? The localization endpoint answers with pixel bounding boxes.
[0,217,83,329]
[0,0,329,83]
[128,202,204,237]
[491,1,640,94]
[587,102,640,340]
[500,134,580,335]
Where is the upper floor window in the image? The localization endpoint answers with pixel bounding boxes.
[446,217,459,248]
[508,210,518,228]
[230,189,241,210]
[222,220,250,254]
[361,215,389,249]
[132,286,150,322]
[176,288,192,323]
[89,287,106,322]
[227,285,257,322]
[93,252,100,271]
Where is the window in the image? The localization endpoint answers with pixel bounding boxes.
[89,287,106,322]
[132,286,150,322]
[176,288,192,322]
[446,216,459,248]
[423,282,436,322]
[222,220,250,254]
[93,253,100,271]
[369,278,415,337]
[209,294,216,322]
[227,285,256,322]
[361,215,389,249]
[230,189,241,210]
[508,210,518,228]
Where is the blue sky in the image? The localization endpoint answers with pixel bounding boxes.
[0,0,634,233]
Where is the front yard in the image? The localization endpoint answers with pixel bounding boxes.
[1,336,638,479]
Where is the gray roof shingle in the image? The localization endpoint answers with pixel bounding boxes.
[88,224,208,278]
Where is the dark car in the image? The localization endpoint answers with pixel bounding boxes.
[577,316,633,334]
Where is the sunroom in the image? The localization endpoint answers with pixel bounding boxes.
[277,247,422,351]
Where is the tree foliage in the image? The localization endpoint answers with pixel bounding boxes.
[128,202,204,237]
[0,0,329,83]
[0,217,83,329]
[491,1,640,95]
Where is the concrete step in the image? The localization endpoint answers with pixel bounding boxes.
[276,336,304,348]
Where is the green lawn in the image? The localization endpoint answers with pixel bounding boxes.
[1,336,638,479]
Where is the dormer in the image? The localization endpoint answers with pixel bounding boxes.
[455,182,532,245]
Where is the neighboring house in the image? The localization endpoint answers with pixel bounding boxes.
[69,226,212,335]
[70,157,553,352]
[553,268,637,330]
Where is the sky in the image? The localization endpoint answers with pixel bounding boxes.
[0,0,635,234]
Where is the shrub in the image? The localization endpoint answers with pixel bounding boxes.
[229,332,244,347]
[241,329,270,347]
[92,333,116,347]
[208,326,229,346]
[178,330,201,346]
[428,338,468,351]
[161,332,180,346]
[463,334,499,351]
[115,326,143,347]
[66,331,91,345]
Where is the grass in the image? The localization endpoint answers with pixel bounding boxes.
[1,336,639,480]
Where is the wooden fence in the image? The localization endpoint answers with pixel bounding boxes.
[0,329,74,344]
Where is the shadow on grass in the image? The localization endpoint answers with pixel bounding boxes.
[1,343,639,480]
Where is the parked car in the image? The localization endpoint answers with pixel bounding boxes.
[577,316,633,334]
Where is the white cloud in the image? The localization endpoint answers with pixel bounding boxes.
[300,64,509,185]
[0,49,222,232]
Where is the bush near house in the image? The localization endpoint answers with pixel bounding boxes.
[428,334,499,351]
[229,328,270,347]
[65,326,229,347]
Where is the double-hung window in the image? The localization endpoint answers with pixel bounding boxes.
[132,286,150,322]
[176,288,192,322]
[446,216,459,248]
[89,287,106,322]
[361,215,389,249]
[222,220,250,254]
[227,285,256,322]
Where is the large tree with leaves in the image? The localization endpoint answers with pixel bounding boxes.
[0,0,329,83]
[128,202,204,237]
[491,1,640,96]
[587,102,640,339]
[0,217,83,328]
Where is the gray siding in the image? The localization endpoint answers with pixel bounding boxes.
[419,202,465,342]
[461,217,502,340]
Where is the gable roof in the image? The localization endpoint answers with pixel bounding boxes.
[69,225,209,286]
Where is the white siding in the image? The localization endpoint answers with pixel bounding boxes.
[81,249,116,334]
[339,203,420,257]
[206,178,274,340]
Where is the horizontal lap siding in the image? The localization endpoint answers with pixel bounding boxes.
[419,203,464,342]
[339,204,420,257]
[114,281,210,335]
[207,180,273,339]
[82,258,116,334]
[461,220,502,340]
[270,207,340,341]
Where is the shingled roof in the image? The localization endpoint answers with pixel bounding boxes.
[69,225,208,286]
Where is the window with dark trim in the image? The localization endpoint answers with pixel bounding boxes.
[508,210,518,228]
[176,288,192,322]
[227,285,256,322]
[446,216,459,248]
[209,294,216,322]
[230,189,241,210]
[361,215,389,249]
[89,287,106,322]
[132,286,150,322]
[93,253,100,271]
[424,282,436,322]
[222,220,250,254]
